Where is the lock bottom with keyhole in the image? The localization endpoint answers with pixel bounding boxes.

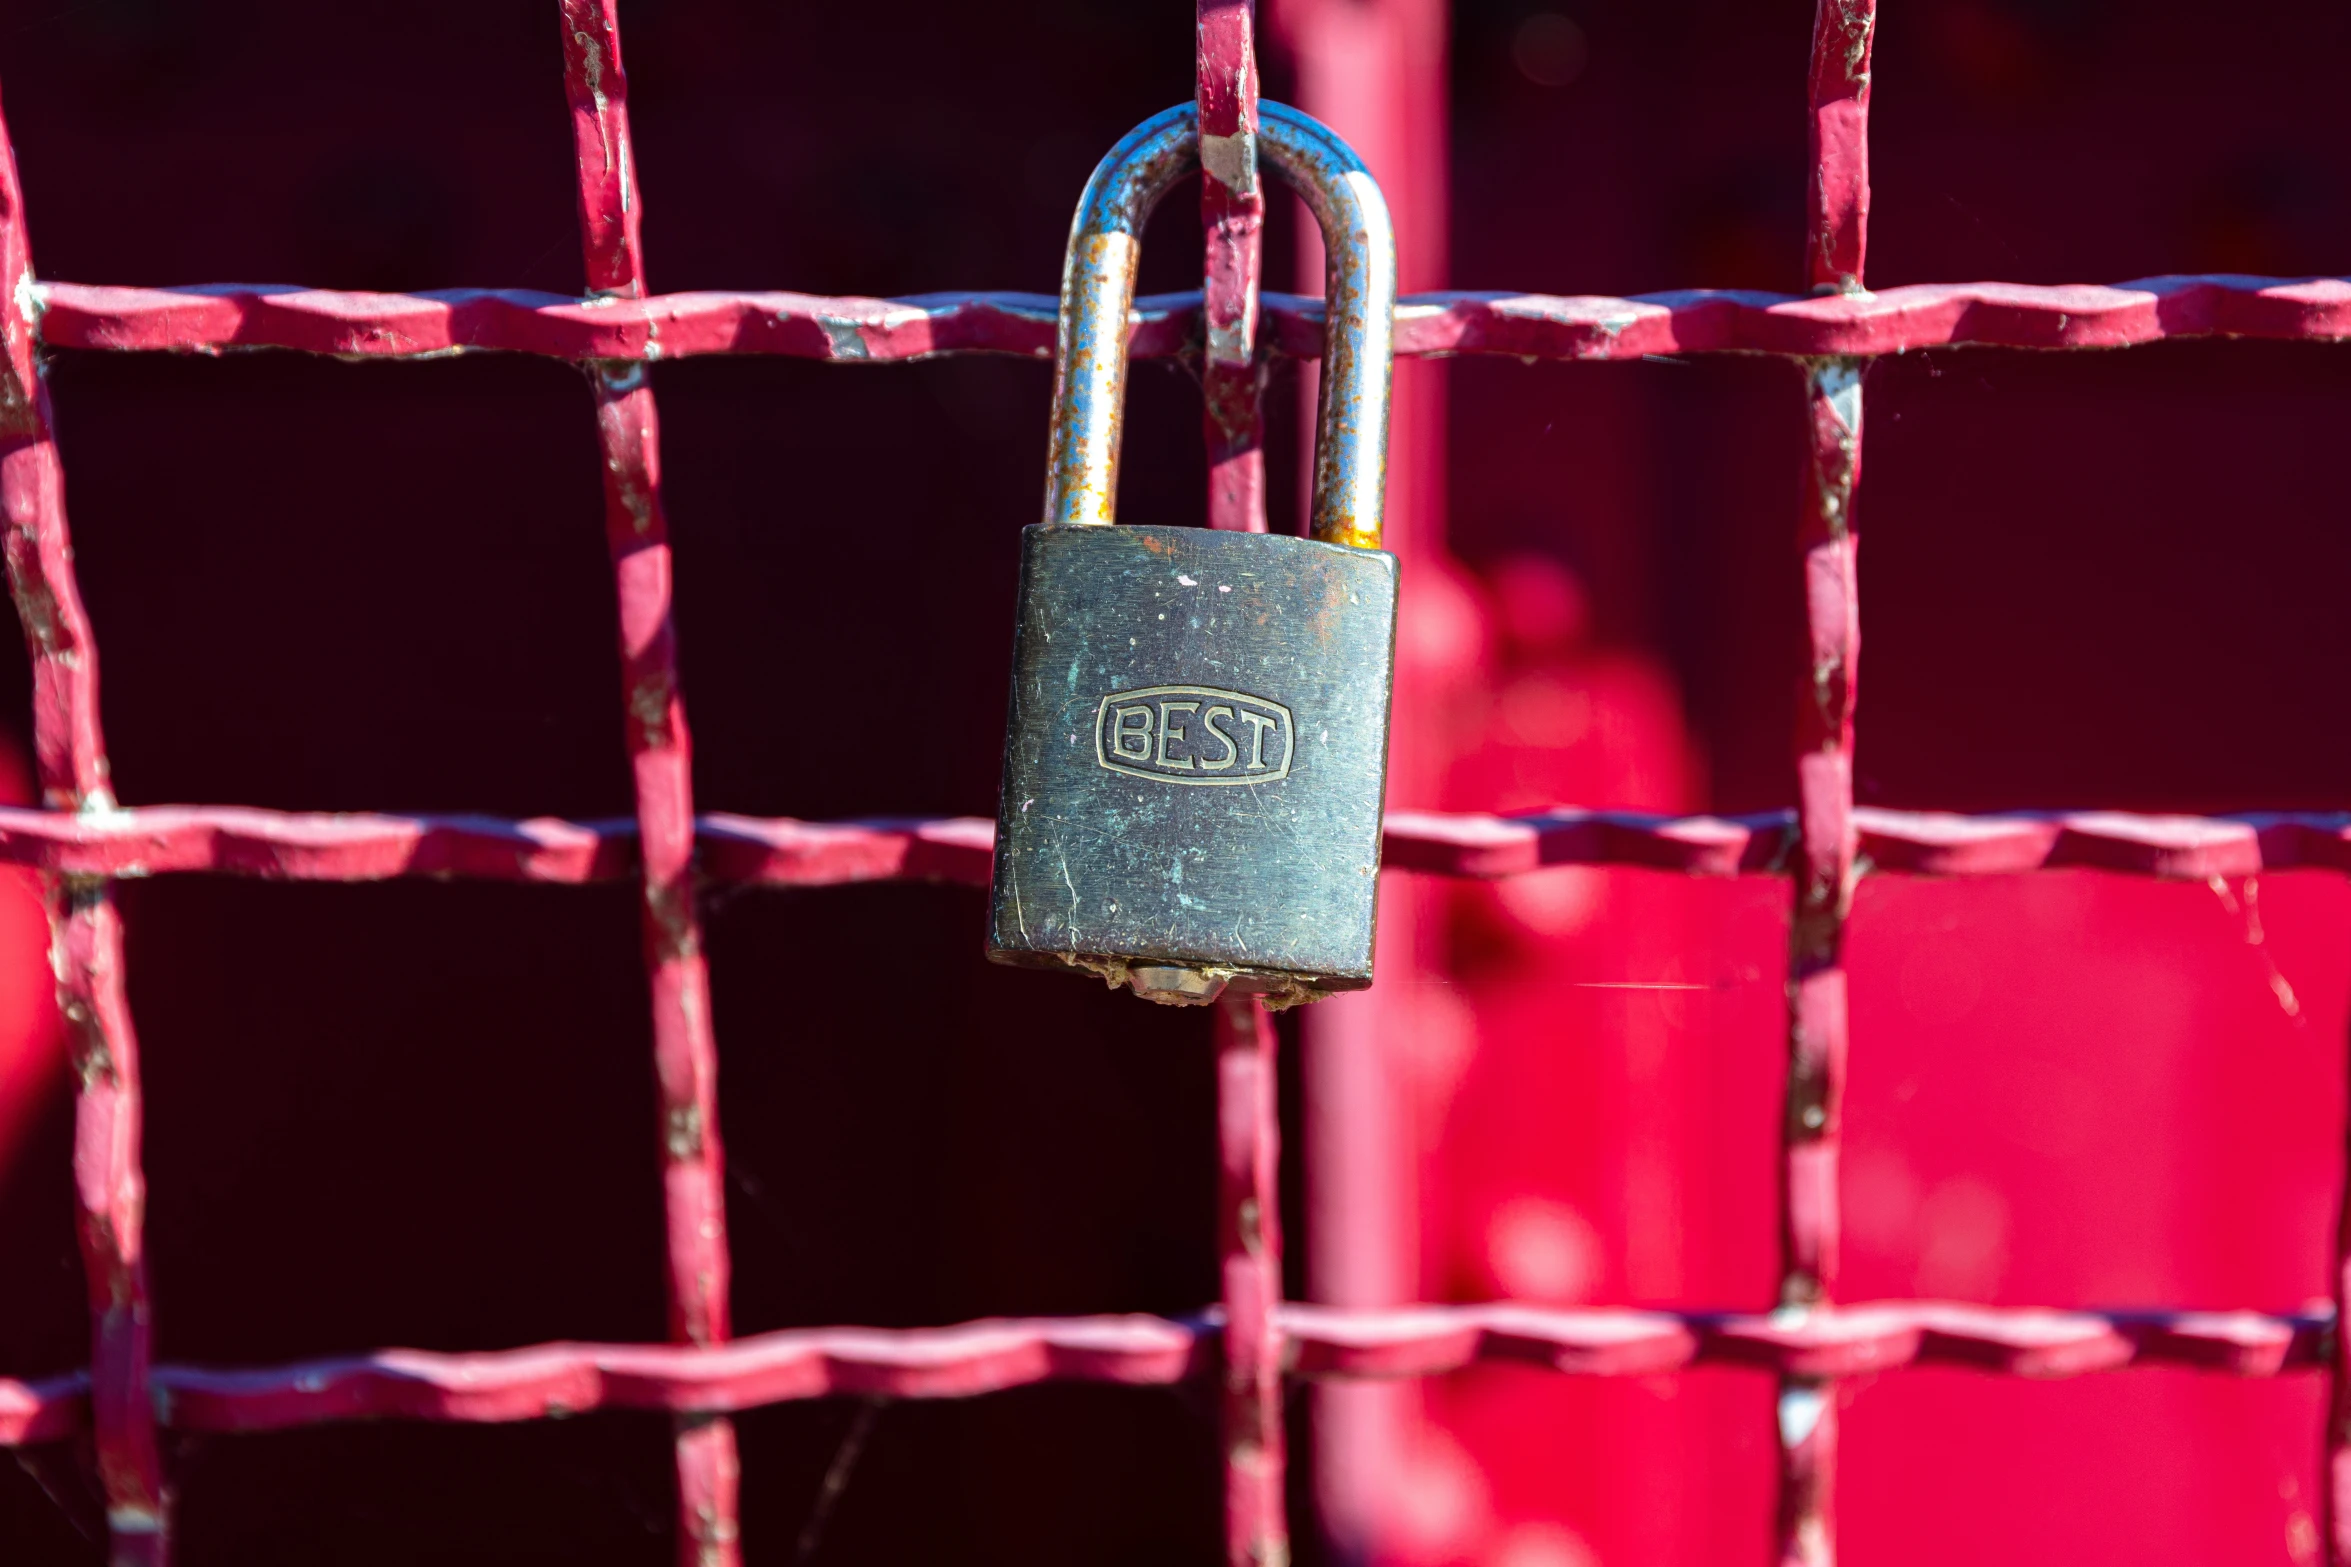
[987,523,1399,1007]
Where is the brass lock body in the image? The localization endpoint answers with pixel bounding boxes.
[986,102,1399,1008]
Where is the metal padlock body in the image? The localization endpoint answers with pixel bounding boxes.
[991,523,1396,1002]
[987,101,1399,1007]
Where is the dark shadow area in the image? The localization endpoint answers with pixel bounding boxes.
[170,1416,676,1567]
[130,879,668,1365]
[732,1385,1220,1567]
[708,883,1216,1336]
[48,351,629,819]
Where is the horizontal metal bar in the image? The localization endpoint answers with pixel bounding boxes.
[0,805,2344,885]
[0,1301,2324,1445]
[30,275,2351,365]
[1279,1301,2329,1381]
[0,806,993,883]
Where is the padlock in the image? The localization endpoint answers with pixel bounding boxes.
[986,100,1398,1008]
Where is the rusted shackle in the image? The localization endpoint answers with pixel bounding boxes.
[1043,99,1398,549]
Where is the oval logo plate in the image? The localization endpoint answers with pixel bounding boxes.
[1094,686,1294,785]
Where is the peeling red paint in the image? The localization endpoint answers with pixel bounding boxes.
[0,73,168,1567]
[557,3,739,1562]
[1805,0,1875,295]
[1779,5,1876,1557]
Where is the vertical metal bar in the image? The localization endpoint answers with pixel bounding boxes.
[1217,994,1288,1567]
[1786,358,1861,1312]
[1781,351,1863,1567]
[1781,6,1873,1564]
[555,7,739,1564]
[1805,0,1875,297]
[6,174,161,1567]
[1199,0,1268,538]
[0,82,169,1567]
[1200,8,1288,1563]
[560,0,647,300]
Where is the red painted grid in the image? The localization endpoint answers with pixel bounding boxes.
[0,0,2345,1563]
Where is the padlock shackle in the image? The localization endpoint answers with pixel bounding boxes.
[1043,102,1397,551]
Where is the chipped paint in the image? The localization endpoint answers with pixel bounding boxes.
[1201,130,1260,199]
[1805,0,1876,295]
[814,315,871,360]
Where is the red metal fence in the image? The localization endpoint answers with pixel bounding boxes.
[0,2,2347,1564]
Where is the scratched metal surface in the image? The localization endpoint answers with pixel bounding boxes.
[988,525,1397,994]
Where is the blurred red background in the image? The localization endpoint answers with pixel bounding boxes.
[2,1,2349,1563]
